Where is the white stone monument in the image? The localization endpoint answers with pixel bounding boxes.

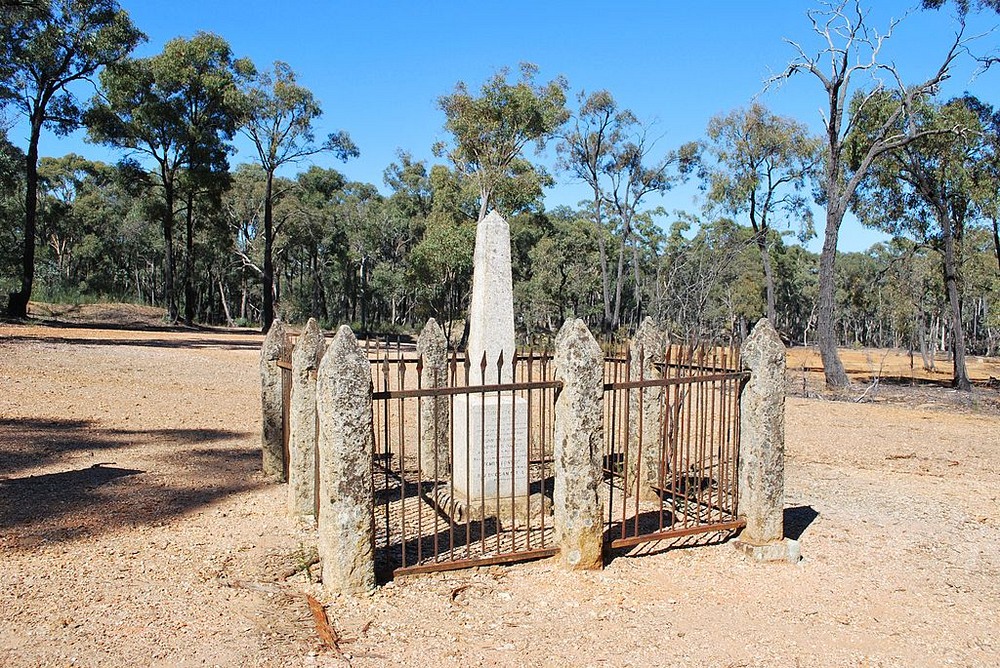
[466,211,515,384]
[453,210,528,512]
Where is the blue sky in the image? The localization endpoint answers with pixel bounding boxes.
[8,1,1000,252]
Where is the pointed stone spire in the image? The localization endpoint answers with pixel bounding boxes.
[259,319,289,480]
[287,318,325,520]
[417,318,450,477]
[316,325,375,594]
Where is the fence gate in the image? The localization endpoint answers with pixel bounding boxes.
[602,343,748,550]
[370,342,560,578]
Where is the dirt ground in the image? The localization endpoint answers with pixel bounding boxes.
[1,313,998,667]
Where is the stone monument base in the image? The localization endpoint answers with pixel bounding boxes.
[451,393,529,511]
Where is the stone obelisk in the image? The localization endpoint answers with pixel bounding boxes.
[466,210,515,384]
[452,210,527,513]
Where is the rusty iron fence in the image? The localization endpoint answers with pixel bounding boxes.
[277,332,748,576]
[368,340,559,578]
[602,343,748,549]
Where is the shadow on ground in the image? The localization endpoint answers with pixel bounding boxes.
[784,504,819,540]
[0,417,263,544]
[0,332,261,351]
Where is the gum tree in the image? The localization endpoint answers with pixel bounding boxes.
[769,0,964,387]
[0,0,143,317]
[436,63,569,222]
[557,89,696,331]
[702,103,819,325]
[851,95,989,390]
[241,61,358,332]
[87,33,252,323]
[771,0,966,387]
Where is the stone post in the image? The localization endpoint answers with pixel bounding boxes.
[735,318,797,562]
[417,318,450,478]
[466,210,515,384]
[553,319,604,570]
[628,317,665,500]
[287,318,325,521]
[260,319,289,480]
[317,325,375,594]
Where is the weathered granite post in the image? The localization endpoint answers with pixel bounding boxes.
[287,318,325,520]
[466,210,515,384]
[260,319,289,480]
[417,318,450,478]
[317,326,375,594]
[628,317,666,500]
[734,317,798,562]
[553,319,604,570]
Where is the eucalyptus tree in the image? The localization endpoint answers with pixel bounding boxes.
[851,95,989,390]
[436,62,568,222]
[522,206,602,331]
[87,32,252,323]
[702,103,819,325]
[36,153,108,287]
[654,214,760,343]
[922,0,1000,13]
[0,132,25,295]
[557,89,696,331]
[242,61,358,332]
[0,0,144,317]
[407,164,478,339]
[770,0,966,387]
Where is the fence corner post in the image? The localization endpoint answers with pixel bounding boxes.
[288,317,325,521]
[316,325,375,595]
[553,318,605,570]
[417,317,450,479]
[260,319,289,481]
[736,317,797,562]
[629,317,666,500]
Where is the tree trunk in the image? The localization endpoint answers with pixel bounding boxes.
[610,218,631,331]
[816,207,849,387]
[918,313,935,371]
[184,189,196,325]
[939,209,971,390]
[992,216,1000,273]
[163,173,178,324]
[262,170,275,333]
[756,232,777,324]
[591,192,613,334]
[6,114,43,318]
[218,278,233,327]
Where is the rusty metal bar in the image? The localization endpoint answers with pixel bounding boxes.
[373,379,562,400]
[603,370,749,391]
[609,519,746,550]
[393,547,559,577]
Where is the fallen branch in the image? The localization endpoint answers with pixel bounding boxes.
[306,594,343,657]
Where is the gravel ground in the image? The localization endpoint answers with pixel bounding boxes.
[1,322,998,667]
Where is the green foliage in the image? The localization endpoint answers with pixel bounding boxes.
[436,63,569,221]
[0,0,146,135]
[922,0,1000,13]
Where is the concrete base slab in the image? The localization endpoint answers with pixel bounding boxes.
[734,538,801,563]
